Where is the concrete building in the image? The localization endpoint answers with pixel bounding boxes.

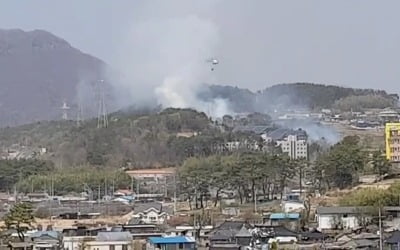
[316,207,369,230]
[84,232,132,250]
[132,202,172,224]
[282,200,305,213]
[263,128,308,159]
[146,236,196,250]
[277,134,308,159]
[385,122,400,162]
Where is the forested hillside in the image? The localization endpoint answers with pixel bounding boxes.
[202,83,398,113]
[0,108,227,168]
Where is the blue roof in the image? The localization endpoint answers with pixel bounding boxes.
[270,213,300,220]
[149,236,195,244]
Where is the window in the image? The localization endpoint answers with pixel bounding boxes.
[110,245,115,250]
[179,243,184,249]
[122,245,128,250]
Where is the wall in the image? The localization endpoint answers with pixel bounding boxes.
[283,202,304,213]
[317,214,359,230]
[84,241,132,250]
[64,236,95,250]
[138,210,167,224]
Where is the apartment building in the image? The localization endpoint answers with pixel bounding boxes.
[277,134,308,160]
[385,122,400,162]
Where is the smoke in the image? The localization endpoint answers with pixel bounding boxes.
[276,119,341,144]
[107,2,231,117]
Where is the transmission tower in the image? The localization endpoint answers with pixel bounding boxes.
[76,100,83,127]
[61,100,70,120]
[96,80,108,128]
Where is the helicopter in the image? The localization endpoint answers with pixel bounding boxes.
[206,58,219,71]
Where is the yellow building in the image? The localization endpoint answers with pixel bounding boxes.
[385,122,400,162]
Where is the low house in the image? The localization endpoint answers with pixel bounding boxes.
[31,231,63,250]
[209,221,245,246]
[208,243,240,250]
[234,226,252,247]
[113,196,134,205]
[133,202,172,224]
[250,224,298,247]
[266,213,300,231]
[165,225,213,239]
[146,236,196,250]
[64,236,95,250]
[316,206,371,230]
[9,242,33,250]
[300,229,327,243]
[84,232,132,250]
[282,200,305,213]
[26,192,49,202]
[339,238,378,249]
[114,189,134,197]
[122,224,163,240]
[386,230,400,249]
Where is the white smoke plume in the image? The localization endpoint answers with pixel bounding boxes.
[108,2,231,117]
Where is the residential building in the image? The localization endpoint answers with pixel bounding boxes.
[31,231,63,250]
[277,134,308,160]
[132,202,172,224]
[122,224,163,240]
[264,128,308,159]
[234,226,252,247]
[316,207,370,230]
[282,200,305,213]
[386,230,400,248]
[84,232,132,250]
[266,213,300,230]
[379,109,399,123]
[251,224,298,246]
[208,221,245,246]
[146,236,196,250]
[64,236,95,250]
[385,122,400,162]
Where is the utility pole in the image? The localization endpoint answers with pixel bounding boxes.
[136,179,140,201]
[50,175,53,222]
[105,178,107,200]
[77,99,83,127]
[98,185,101,204]
[379,206,383,250]
[254,189,257,213]
[112,179,115,197]
[173,174,177,215]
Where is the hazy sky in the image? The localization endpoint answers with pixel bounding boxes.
[1,0,400,93]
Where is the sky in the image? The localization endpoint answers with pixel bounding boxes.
[1,0,400,93]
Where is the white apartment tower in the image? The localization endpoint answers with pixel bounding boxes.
[278,134,308,159]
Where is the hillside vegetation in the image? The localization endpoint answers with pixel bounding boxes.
[204,83,398,113]
[0,108,223,168]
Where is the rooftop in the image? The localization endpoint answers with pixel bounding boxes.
[316,206,363,215]
[270,213,300,220]
[135,202,162,212]
[96,232,132,242]
[126,168,175,176]
[267,128,307,141]
[148,236,195,244]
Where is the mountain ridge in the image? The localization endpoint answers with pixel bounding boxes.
[0,28,107,126]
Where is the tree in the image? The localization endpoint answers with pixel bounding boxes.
[312,136,365,190]
[371,150,391,176]
[4,203,34,241]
